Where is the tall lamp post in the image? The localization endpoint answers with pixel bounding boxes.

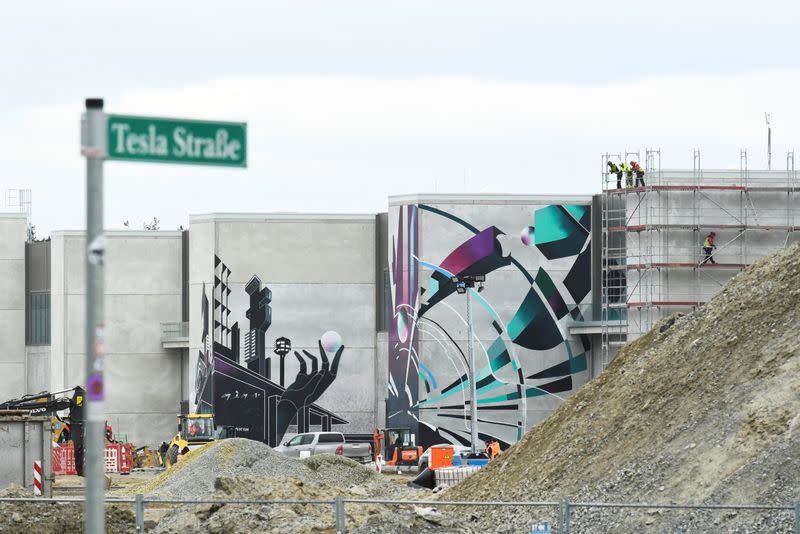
[274,337,291,387]
[451,274,485,454]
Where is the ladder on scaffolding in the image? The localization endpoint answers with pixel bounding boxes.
[600,153,628,370]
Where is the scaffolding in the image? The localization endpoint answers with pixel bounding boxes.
[4,188,31,217]
[600,150,800,369]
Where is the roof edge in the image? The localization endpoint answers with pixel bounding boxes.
[189,212,377,223]
[388,193,594,206]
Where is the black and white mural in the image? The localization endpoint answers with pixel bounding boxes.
[195,255,349,446]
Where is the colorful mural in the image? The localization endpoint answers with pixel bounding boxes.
[388,203,592,449]
[195,255,348,447]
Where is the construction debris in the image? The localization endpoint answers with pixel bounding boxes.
[0,484,135,534]
[444,242,800,533]
[138,438,461,533]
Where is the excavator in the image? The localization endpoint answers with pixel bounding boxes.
[0,387,87,475]
[382,427,424,470]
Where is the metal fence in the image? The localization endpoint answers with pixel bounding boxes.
[0,496,797,533]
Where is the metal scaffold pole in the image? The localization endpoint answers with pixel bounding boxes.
[83,98,106,534]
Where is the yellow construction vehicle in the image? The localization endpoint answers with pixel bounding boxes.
[165,413,216,466]
[133,446,164,468]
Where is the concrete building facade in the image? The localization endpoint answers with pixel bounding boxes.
[187,213,380,447]
[2,173,796,449]
[386,195,595,449]
[49,230,184,443]
[0,214,28,398]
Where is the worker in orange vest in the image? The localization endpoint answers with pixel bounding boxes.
[372,428,384,461]
[485,439,501,460]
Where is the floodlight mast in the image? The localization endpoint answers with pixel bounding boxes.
[451,274,486,454]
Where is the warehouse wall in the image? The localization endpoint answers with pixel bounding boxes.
[188,213,379,444]
[387,195,594,449]
[0,215,28,398]
[49,230,183,445]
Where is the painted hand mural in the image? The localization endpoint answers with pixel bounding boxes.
[195,255,349,447]
[388,202,592,450]
[275,339,345,439]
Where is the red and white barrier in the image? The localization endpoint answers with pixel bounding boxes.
[52,442,135,476]
[33,461,42,495]
[53,444,77,475]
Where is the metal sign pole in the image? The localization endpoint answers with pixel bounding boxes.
[83,97,106,534]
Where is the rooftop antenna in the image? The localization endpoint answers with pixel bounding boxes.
[765,112,772,170]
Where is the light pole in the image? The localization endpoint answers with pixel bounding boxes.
[451,274,485,454]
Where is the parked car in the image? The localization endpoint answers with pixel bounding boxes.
[275,432,372,463]
[418,444,472,470]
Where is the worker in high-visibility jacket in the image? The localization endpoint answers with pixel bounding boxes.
[621,162,633,187]
[701,232,717,265]
[486,439,501,460]
[631,161,646,187]
[607,161,623,189]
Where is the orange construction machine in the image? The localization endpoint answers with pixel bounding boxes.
[382,428,423,469]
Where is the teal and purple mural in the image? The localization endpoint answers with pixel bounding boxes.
[388,202,592,450]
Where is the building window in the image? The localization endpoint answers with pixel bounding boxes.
[29,292,50,345]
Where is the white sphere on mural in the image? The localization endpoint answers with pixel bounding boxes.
[520,226,535,246]
[321,330,343,353]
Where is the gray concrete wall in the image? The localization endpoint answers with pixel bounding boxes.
[49,230,183,446]
[25,345,50,393]
[0,215,28,398]
[387,195,593,447]
[189,213,379,435]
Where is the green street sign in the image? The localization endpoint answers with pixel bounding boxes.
[106,114,247,167]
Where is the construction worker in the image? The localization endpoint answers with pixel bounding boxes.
[621,162,633,187]
[701,232,717,265]
[607,161,622,189]
[631,161,646,187]
[485,439,501,460]
[372,428,384,461]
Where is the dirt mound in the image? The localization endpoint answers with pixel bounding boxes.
[152,475,467,534]
[302,453,380,486]
[124,438,309,498]
[142,437,435,532]
[0,483,136,533]
[0,499,134,534]
[445,243,800,533]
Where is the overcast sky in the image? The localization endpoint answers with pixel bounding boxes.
[2,0,799,234]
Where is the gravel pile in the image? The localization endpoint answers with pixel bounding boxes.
[444,242,800,533]
[129,438,309,498]
[136,437,428,532]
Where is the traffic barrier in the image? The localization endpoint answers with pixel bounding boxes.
[33,461,42,495]
[52,442,134,475]
[52,444,77,476]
